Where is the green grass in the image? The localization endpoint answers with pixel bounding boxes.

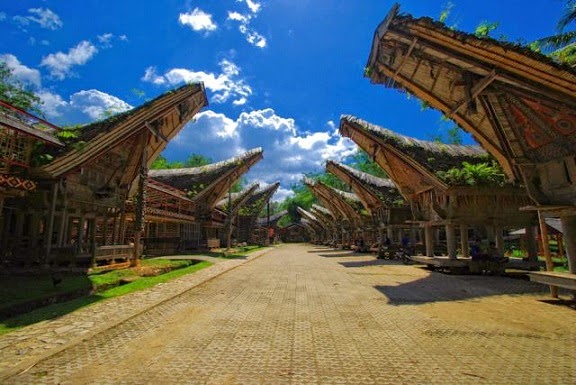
[0,260,212,336]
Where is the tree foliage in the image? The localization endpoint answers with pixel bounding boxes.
[436,161,507,186]
[0,62,42,115]
[349,150,388,178]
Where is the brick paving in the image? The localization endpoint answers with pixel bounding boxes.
[1,244,575,384]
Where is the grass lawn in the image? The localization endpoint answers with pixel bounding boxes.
[0,259,212,336]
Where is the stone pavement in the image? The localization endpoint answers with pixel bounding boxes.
[1,244,575,384]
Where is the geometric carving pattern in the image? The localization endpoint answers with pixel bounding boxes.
[0,173,36,191]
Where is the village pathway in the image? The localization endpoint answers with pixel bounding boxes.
[2,243,575,384]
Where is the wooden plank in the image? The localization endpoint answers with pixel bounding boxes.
[529,272,576,291]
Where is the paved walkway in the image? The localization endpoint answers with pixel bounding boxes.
[1,244,575,384]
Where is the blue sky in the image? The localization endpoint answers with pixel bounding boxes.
[0,1,566,201]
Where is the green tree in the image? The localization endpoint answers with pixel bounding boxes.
[0,62,42,115]
[349,150,388,178]
[534,0,576,65]
[185,154,212,167]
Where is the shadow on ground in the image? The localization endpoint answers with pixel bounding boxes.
[374,270,550,306]
[338,259,404,268]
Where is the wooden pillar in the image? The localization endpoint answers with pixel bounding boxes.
[1,208,13,262]
[424,225,434,258]
[460,224,469,258]
[77,215,85,254]
[526,226,538,262]
[561,215,576,275]
[378,225,384,256]
[538,211,558,298]
[90,218,97,267]
[132,134,148,267]
[557,234,565,258]
[495,226,504,255]
[30,211,40,251]
[102,210,109,246]
[44,182,59,264]
[446,224,457,259]
[386,227,393,243]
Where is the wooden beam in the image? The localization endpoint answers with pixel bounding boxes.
[448,70,498,118]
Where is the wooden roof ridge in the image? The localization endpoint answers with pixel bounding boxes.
[0,110,63,146]
[306,179,361,222]
[256,209,288,226]
[149,148,263,178]
[368,4,576,96]
[216,182,260,210]
[296,206,318,223]
[38,83,207,178]
[326,160,406,212]
[341,115,486,158]
[147,178,193,202]
[326,161,395,189]
[340,115,491,197]
[311,204,334,219]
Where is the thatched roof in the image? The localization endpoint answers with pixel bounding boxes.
[216,182,259,212]
[150,148,263,212]
[34,83,207,179]
[365,4,576,186]
[340,115,488,197]
[256,209,288,226]
[326,160,404,211]
[0,111,62,146]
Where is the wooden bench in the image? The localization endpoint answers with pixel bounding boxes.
[529,271,576,291]
[95,245,133,265]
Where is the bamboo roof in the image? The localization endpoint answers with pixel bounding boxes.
[239,182,280,216]
[256,209,288,226]
[340,115,487,199]
[34,84,207,181]
[0,111,62,146]
[296,206,325,232]
[310,205,337,230]
[216,182,259,213]
[150,148,263,213]
[304,177,365,226]
[326,160,404,212]
[366,4,576,184]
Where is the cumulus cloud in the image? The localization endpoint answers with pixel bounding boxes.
[27,8,63,30]
[0,12,6,21]
[97,33,114,48]
[142,60,252,105]
[163,108,356,188]
[0,54,41,87]
[227,1,267,48]
[179,8,217,33]
[69,89,132,120]
[36,90,67,117]
[40,41,98,79]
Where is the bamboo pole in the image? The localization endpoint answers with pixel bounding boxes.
[538,211,558,298]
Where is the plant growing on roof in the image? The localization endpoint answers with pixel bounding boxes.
[436,161,506,186]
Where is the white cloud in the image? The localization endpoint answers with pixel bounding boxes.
[179,8,217,33]
[162,109,356,189]
[97,33,114,48]
[227,4,267,48]
[69,89,132,120]
[0,54,41,87]
[37,90,67,118]
[0,12,6,21]
[236,0,262,14]
[27,8,62,30]
[40,41,98,79]
[142,60,252,105]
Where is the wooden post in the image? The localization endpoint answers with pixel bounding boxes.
[44,182,59,265]
[90,218,97,268]
[460,224,469,258]
[226,186,232,250]
[425,225,434,258]
[561,215,576,274]
[538,211,557,298]
[557,234,565,258]
[495,226,504,255]
[526,226,538,262]
[132,134,148,267]
[446,224,457,259]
